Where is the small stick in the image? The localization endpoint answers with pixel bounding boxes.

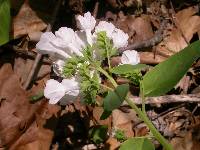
[123,94,200,105]
[23,0,62,89]
[5,45,52,64]
[93,1,99,18]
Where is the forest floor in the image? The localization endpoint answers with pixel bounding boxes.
[1,0,200,149]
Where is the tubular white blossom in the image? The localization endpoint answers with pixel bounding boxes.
[94,21,115,38]
[36,32,71,59]
[55,27,75,44]
[44,79,66,104]
[44,78,80,105]
[59,77,80,105]
[112,29,129,49]
[76,12,96,31]
[76,12,96,45]
[121,50,140,65]
[52,27,84,57]
[75,30,87,49]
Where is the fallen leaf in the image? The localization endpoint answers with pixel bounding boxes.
[157,6,200,56]
[0,55,60,149]
[112,109,139,138]
[14,56,50,86]
[117,14,154,44]
[12,1,47,39]
[105,137,120,150]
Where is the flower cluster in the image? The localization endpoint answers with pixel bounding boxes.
[36,12,140,105]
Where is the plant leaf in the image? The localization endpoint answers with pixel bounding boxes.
[89,125,108,144]
[103,84,129,111]
[0,0,10,45]
[111,64,148,75]
[141,41,200,97]
[119,138,155,150]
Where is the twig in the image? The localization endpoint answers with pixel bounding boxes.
[118,19,168,53]
[23,0,62,90]
[4,45,51,64]
[151,103,185,120]
[93,1,99,18]
[123,94,200,105]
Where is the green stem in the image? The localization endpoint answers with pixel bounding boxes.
[105,37,111,70]
[97,66,118,88]
[125,98,173,150]
[97,66,173,150]
[140,82,146,113]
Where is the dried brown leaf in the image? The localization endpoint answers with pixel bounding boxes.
[157,6,200,56]
[117,14,154,44]
[13,1,47,39]
[0,60,59,149]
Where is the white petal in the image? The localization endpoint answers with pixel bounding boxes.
[52,27,84,57]
[112,29,129,49]
[76,12,96,31]
[55,27,75,44]
[85,29,93,45]
[75,30,87,48]
[36,32,71,59]
[68,43,83,57]
[40,32,56,42]
[44,79,66,104]
[58,78,80,105]
[94,21,115,38]
[51,37,69,48]
[121,50,140,65]
[36,38,71,59]
[61,77,80,96]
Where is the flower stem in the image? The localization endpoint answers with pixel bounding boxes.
[96,66,173,150]
[125,98,173,150]
[97,66,118,88]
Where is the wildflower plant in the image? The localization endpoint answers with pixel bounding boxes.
[36,11,200,150]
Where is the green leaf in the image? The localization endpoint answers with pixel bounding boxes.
[89,125,108,144]
[29,91,44,103]
[114,129,127,142]
[111,64,148,75]
[103,84,129,111]
[120,138,155,150]
[142,41,200,97]
[0,0,10,45]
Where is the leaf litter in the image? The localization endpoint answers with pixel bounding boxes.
[1,0,200,149]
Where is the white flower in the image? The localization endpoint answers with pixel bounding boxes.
[94,21,115,38]
[75,30,88,51]
[121,50,140,65]
[76,12,96,31]
[112,29,129,49]
[44,79,66,104]
[52,27,83,57]
[76,12,96,45]
[60,77,80,105]
[44,78,80,105]
[36,32,71,59]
